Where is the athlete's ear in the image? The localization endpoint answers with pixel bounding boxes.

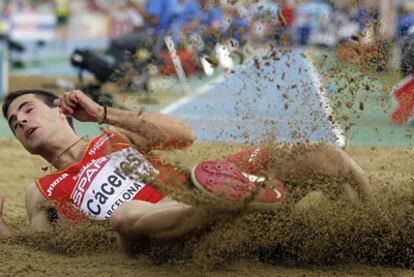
[53,98,61,108]
[56,106,64,115]
[56,106,68,120]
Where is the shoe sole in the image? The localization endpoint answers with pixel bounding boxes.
[190,165,284,210]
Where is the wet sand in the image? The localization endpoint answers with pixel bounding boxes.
[0,138,413,276]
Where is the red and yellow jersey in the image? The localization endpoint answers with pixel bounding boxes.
[36,130,166,221]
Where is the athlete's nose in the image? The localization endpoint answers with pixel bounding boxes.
[16,114,28,124]
[15,113,29,130]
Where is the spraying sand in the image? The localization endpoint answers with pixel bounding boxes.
[1,137,414,275]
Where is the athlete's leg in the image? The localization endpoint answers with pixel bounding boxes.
[111,148,277,243]
[223,145,370,201]
[224,146,270,175]
[110,199,219,242]
[268,143,372,202]
[304,144,371,201]
[191,147,285,207]
[198,144,370,202]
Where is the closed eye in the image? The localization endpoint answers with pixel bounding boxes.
[13,123,20,131]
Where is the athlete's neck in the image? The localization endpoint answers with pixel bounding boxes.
[44,134,88,171]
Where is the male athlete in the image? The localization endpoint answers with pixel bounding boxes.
[0,89,371,241]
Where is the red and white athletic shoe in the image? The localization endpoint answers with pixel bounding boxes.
[191,160,285,209]
[390,75,414,124]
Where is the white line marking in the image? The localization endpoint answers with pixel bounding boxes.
[164,36,191,94]
[304,50,346,147]
[0,44,9,96]
[161,48,345,146]
[161,46,259,115]
[160,74,226,114]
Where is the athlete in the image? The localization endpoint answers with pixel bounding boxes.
[0,89,371,243]
[54,0,70,43]
[108,0,179,65]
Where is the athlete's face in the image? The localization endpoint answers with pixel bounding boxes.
[6,94,67,154]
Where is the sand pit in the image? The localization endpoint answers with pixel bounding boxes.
[2,45,413,275]
[0,137,413,276]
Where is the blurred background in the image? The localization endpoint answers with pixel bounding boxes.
[0,0,413,146]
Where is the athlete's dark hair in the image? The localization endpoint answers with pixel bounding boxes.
[2,89,74,129]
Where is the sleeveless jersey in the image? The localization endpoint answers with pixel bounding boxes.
[36,131,166,221]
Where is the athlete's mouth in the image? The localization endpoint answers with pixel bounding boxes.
[26,127,38,138]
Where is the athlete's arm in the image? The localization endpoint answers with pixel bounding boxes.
[0,195,12,236]
[25,183,53,232]
[104,107,195,151]
[54,90,196,152]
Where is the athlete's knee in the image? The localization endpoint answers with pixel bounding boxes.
[110,206,144,234]
[109,208,127,233]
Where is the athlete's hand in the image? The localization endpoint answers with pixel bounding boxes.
[0,194,12,236]
[54,90,104,123]
[0,194,5,218]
